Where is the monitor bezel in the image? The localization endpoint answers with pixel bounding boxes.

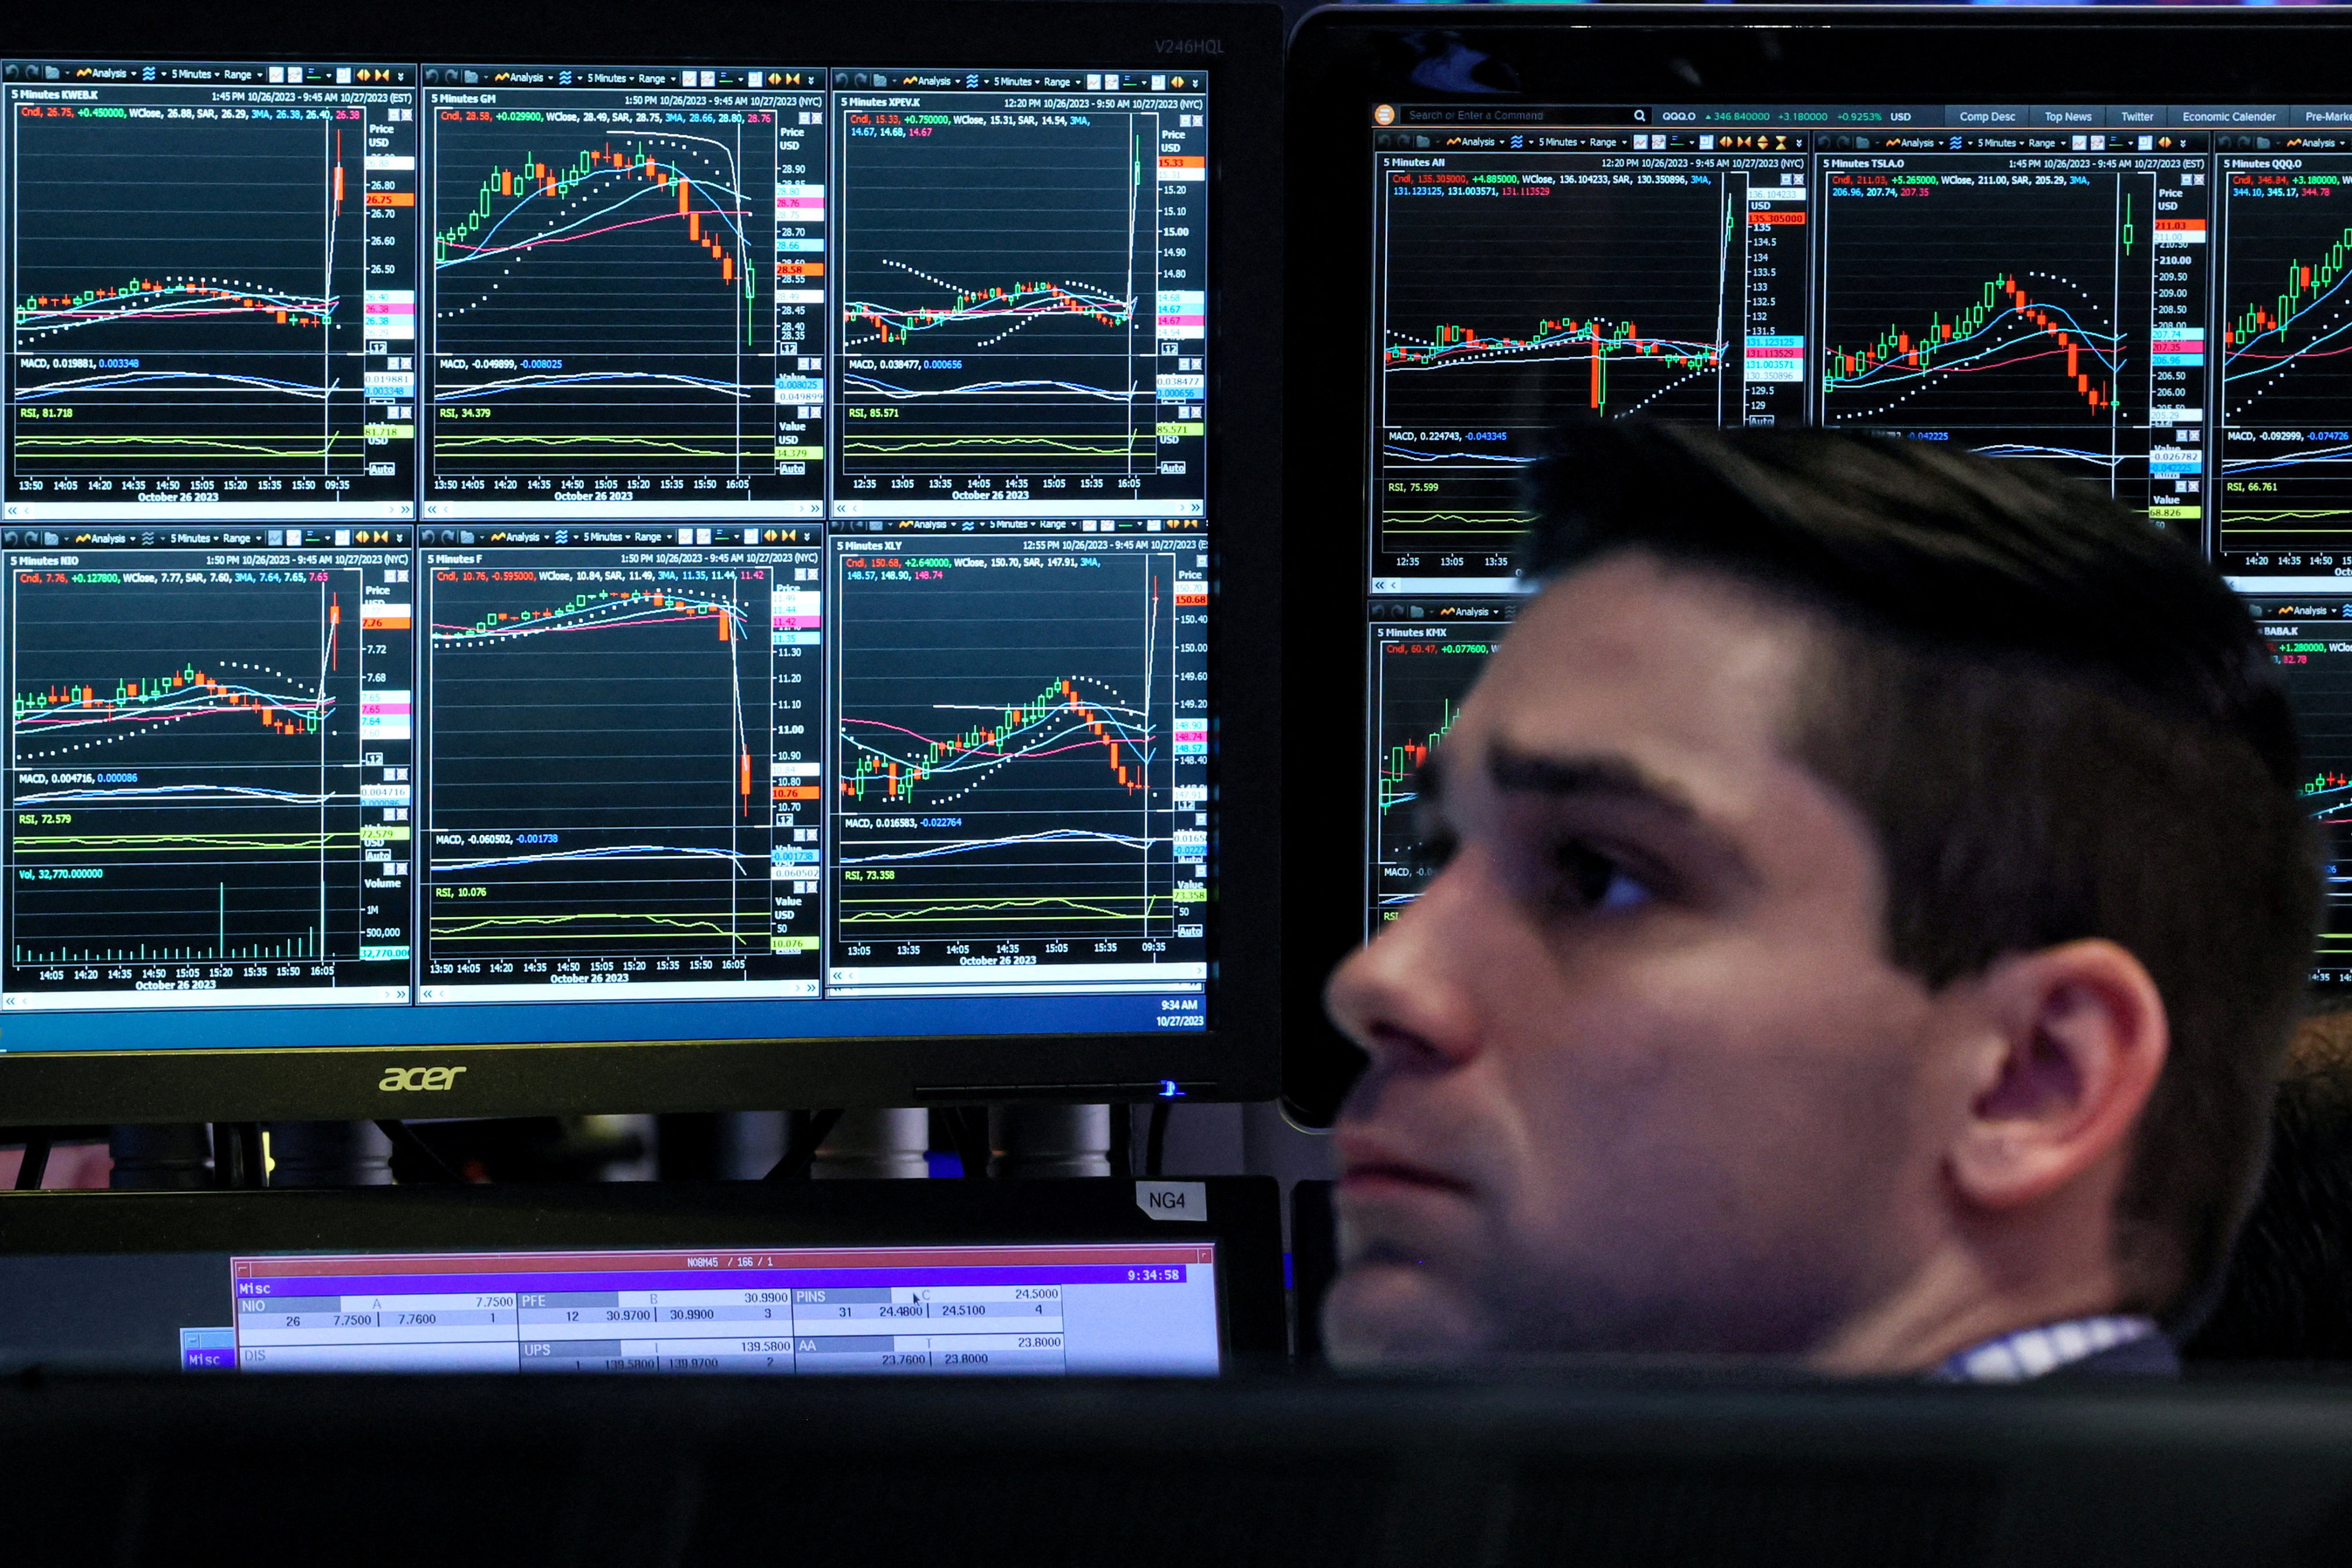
[0,1176,1289,1369]
[0,0,1285,1121]
[1280,4,2352,1125]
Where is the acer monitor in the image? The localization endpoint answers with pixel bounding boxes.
[1280,5,2352,1123]
[0,1176,1284,1374]
[0,0,1283,1122]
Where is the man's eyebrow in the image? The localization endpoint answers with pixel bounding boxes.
[1488,743,1760,890]
[1486,744,1698,820]
[1415,751,1445,808]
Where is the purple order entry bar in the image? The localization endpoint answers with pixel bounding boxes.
[235,1264,1186,1297]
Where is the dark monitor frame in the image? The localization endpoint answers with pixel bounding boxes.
[0,0,1284,1122]
[0,1175,1289,1368]
[1280,5,2352,1125]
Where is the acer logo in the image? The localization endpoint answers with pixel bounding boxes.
[379,1065,468,1092]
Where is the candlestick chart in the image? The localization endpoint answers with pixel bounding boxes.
[3,564,396,993]
[1376,165,1736,566]
[427,118,779,486]
[1823,271,2121,415]
[831,547,1192,963]
[420,559,783,983]
[1368,623,1498,931]
[1816,167,2199,523]
[2218,167,2352,561]
[835,109,1164,486]
[7,105,377,491]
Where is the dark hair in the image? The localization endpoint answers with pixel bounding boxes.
[1522,424,2320,1316]
[2184,1016,2352,1362]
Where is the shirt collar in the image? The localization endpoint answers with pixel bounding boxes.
[1930,1315,2161,1382]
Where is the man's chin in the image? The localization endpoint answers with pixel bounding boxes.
[1320,1261,1489,1367]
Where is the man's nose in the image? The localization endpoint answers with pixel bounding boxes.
[1324,854,1489,1077]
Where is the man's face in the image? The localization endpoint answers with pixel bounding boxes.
[1323,553,1956,1364]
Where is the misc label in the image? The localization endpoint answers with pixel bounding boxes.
[1136,1180,1208,1222]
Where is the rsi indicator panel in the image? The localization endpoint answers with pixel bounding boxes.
[0,55,1223,1050]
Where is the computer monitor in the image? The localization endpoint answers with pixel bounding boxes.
[0,1175,1284,1374]
[1283,5,2352,1122]
[0,0,1284,1122]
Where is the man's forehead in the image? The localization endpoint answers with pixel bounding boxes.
[1466,558,1822,774]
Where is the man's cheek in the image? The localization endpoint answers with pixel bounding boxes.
[1322,1262,1489,1366]
[1335,1185,1486,1272]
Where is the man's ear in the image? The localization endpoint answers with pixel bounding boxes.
[1949,939,2169,1212]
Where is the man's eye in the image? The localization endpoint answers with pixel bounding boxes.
[1552,840,1652,915]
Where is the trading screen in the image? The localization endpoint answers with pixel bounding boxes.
[1359,99,2352,982]
[0,1239,1225,1376]
[0,55,1214,1051]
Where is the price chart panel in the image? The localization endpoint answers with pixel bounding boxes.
[2247,595,2352,983]
[1372,134,1809,592]
[418,528,820,1002]
[2218,149,2352,578]
[422,66,820,520]
[3,60,419,522]
[1,527,414,1009]
[1364,598,1515,937]
[1817,136,2211,532]
[831,69,1207,521]
[827,529,1208,1002]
